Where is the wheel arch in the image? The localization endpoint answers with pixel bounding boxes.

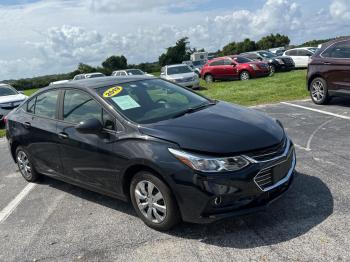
[10,140,20,162]
[308,74,324,90]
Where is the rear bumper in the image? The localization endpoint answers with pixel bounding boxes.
[173,138,296,224]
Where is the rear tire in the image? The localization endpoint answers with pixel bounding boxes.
[269,65,276,76]
[310,77,330,105]
[15,146,40,182]
[205,74,214,83]
[239,70,250,81]
[130,171,181,231]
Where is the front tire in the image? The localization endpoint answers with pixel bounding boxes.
[310,77,330,105]
[16,146,40,182]
[269,65,276,76]
[239,70,250,81]
[130,171,181,231]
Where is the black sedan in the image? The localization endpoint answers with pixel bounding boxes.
[5,76,296,230]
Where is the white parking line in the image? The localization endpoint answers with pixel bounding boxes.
[281,102,350,120]
[0,183,36,224]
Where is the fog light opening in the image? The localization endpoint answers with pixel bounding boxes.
[214,196,222,206]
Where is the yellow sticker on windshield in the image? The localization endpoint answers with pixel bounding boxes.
[103,86,123,98]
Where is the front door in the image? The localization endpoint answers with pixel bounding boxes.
[56,89,123,194]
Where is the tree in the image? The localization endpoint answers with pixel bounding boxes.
[221,38,256,55]
[102,55,127,73]
[159,37,191,66]
[77,63,96,74]
[256,34,290,50]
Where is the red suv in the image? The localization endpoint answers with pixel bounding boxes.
[201,56,270,83]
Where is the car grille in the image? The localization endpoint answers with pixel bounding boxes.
[254,149,294,191]
[177,77,194,83]
[247,138,287,162]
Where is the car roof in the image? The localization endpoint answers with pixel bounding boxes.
[166,64,190,68]
[43,76,155,91]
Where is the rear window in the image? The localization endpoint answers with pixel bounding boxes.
[167,66,192,75]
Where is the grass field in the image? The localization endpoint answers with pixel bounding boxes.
[198,69,308,106]
[0,70,309,137]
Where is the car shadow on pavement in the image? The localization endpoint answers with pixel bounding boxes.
[327,97,350,107]
[168,172,334,248]
[40,171,333,249]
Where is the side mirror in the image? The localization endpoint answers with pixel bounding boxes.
[231,62,236,67]
[76,118,103,134]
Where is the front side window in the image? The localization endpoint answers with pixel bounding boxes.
[322,41,350,59]
[234,56,252,63]
[298,49,312,56]
[258,51,276,58]
[99,79,211,124]
[63,89,115,130]
[285,50,297,56]
[127,69,144,75]
[210,60,224,66]
[33,90,59,118]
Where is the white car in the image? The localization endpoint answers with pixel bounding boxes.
[0,84,27,126]
[160,64,199,89]
[112,69,153,77]
[73,72,105,80]
[283,47,318,68]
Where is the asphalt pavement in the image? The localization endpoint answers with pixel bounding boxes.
[0,98,349,262]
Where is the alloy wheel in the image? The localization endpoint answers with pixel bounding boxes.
[311,80,325,102]
[240,71,250,80]
[134,180,167,224]
[17,151,32,179]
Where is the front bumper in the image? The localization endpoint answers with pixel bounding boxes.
[177,79,200,88]
[173,138,296,223]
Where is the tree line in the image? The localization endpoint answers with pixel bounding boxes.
[2,34,345,90]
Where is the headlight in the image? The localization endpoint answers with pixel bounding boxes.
[275,59,284,65]
[168,148,250,172]
[249,64,259,70]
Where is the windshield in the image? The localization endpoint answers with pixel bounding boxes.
[234,56,253,63]
[258,51,277,58]
[167,66,192,75]
[308,47,318,53]
[98,79,210,124]
[0,86,18,96]
[127,69,144,75]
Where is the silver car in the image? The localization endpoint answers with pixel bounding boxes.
[160,64,199,89]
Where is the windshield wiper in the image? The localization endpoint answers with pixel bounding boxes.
[172,101,217,119]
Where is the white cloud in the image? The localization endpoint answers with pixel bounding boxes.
[330,0,350,22]
[0,0,349,80]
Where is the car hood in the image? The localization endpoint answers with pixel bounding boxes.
[0,94,27,104]
[139,102,285,155]
[166,72,195,80]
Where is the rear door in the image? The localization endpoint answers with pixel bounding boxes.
[56,88,122,194]
[223,58,239,79]
[21,89,62,177]
[321,40,350,92]
[208,60,226,79]
[297,49,313,67]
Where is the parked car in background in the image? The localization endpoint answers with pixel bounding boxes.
[241,51,295,74]
[160,64,199,88]
[73,73,105,81]
[269,47,286,56]
[49,80,70,85]
[200,56,270,83]
[6,76,296,230]
[0,84,27,127]
[182,60,206,76]
[112,69,153,77]
[283,47,317,68]
[307,38,350,104]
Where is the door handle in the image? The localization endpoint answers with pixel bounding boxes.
[58,132,69,139]
[323,62,331,65]
[23,122,31,128]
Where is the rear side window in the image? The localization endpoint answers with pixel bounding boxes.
[298,49,312,56]
[63,89,115,130]
[29,90,59,118]
[322,41,350,59]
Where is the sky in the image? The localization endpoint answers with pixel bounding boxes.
[0,0,349,80]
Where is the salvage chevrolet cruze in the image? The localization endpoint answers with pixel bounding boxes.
[5,76,296,230]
